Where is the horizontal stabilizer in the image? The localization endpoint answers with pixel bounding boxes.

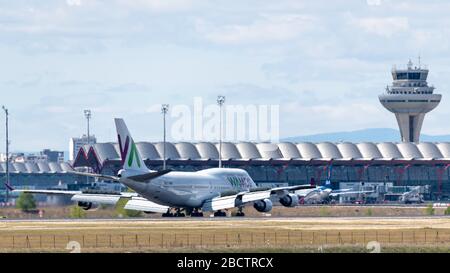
[67,171,120,181]
[127,169,171,182]
[13,189,82,195]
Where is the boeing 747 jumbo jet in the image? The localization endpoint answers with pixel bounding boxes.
[13,119,314,217]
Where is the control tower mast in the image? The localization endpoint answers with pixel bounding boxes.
[379,60,442,142]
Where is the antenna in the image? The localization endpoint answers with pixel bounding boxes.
[418,54,421,69]
[407,59,413,70]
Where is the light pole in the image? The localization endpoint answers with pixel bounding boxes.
[161,104,169,170]
[83,110,92,181]
[2,106,9,203]
[217,95,225,168]
[84,109,92,145]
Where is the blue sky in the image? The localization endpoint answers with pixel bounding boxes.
[1,0,450,151]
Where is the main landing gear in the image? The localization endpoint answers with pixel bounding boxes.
[235,207,245,217]
[191,208,204,217]
[213,210,227,217]
[213,207,245,217]
[162,209,186,217]
[162,211,173,217]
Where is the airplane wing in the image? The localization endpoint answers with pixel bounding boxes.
[329,190,374,197]
[295,187,316,197]
[12,189,167,212]
[124,197,169,213]
[269,184,315,193]
[239,184,314,203]
[202,184,314,212]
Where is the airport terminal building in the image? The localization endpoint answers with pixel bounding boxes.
[69,141,450,199]
[1,141,450,201]
[0,161,87,190]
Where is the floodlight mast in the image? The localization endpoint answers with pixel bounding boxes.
[161,104,169,170]
[217,96,225,168]
[2,106,9,203]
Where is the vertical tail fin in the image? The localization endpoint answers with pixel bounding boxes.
[325,164,332,188]
[114,118,148,172]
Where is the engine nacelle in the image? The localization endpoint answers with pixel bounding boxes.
[77,201,97,210]
[279,194,299,207]
[253,199,273,213]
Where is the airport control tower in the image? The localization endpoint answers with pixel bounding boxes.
[379,60,442,142]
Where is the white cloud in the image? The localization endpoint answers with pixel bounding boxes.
[281,101,394,136]
[351,16,409,37]
[146,104,163,113]
[196,14,318,44]
[116,0,198,12]
[2,1,450,150]
[366,0,382,6]
[66,0,82,7]
[411,29,450,53]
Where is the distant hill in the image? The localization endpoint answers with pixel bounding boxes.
[282,128,450,143]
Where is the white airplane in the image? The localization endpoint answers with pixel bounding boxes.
[296,180,373,204]
[14,118,314,217]
[295,165,373,204]
[399,186,424,204]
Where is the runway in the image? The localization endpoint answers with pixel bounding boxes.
[0,217,448,252]
[1,215,450,223]
[1,216,449,231]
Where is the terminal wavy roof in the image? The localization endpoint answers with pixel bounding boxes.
[73,141,450,169]
[0,162,73,174]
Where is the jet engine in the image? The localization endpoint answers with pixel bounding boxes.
[77,201,98,210]
[253,199,273,213]
[279,194,299,207]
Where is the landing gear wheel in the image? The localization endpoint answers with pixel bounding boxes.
[191,212,203,217]
[214,211,227,217]
[235,207,245,217]
[162,212,173,217]
[175,212,186,217]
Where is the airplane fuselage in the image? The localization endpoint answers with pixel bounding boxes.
[297,187,332,204]
[121,168,257,208]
